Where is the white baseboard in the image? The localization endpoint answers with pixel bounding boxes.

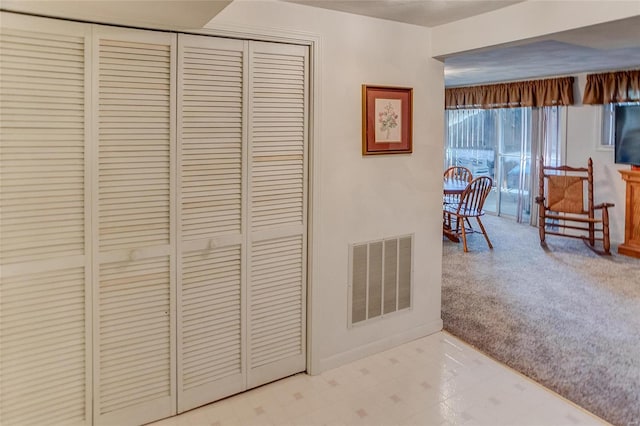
[311,318,443,375]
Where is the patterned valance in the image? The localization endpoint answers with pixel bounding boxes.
[445,77,574,110]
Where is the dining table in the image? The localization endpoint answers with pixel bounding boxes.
[443,178,468,197]
[442,178,469,243]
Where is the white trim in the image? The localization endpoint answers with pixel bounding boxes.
[83,22,94,426]
[241,39,251,393]
[315,320,443,375]
[168,32,179,419]
[560,106,569,162]
[89,23,101,426]
[197,22,321,47]
[596,104,615,152]
[307,33,323,375]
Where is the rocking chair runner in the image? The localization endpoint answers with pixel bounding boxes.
[535,157,614,255]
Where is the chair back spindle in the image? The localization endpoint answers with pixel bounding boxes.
[536,157,614,254]
[458,176,492,216]
[443,175,493,252]
[444,166,473,183]
[443,166,473,205]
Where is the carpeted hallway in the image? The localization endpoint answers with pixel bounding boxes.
[442,214,640,426]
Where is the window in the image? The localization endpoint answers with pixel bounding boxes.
[600,104,615,150]
[601,102,640,150]
[445,106,563,223]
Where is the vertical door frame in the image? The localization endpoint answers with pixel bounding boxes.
[241,39,251,391]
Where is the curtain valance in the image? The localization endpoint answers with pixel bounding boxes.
[582,69,640,104]
[445,77,574,110]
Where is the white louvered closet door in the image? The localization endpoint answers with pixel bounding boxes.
[247,41,308,387]
[176,34,247,413]
[0,13,92,426]
[92,26,176,426]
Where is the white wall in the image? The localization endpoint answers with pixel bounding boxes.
[208,0,445,373]
[565,74,628,244]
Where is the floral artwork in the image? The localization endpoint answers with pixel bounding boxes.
[362,85,412,155]
[374,99,401,143]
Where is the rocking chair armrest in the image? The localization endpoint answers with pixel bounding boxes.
[594,202,615,210]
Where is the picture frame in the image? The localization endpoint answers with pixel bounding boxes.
[362,84,413,155]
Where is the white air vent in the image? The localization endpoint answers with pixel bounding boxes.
[349,235,413,326]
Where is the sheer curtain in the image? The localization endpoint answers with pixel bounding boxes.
[444,106,563,223]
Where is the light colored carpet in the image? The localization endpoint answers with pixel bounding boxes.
[441,214,640,426]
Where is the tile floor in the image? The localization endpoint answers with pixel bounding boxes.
[150,332,608,426]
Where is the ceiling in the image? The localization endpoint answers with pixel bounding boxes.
[284,0,523,27]
[283,0,640,87]
[444,15,640,86]
[1,0,234,29]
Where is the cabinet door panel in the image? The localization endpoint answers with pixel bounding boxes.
[93,25,176,426]
[176,34,246,413]
[247,41,308,388]
[0,13,91,426]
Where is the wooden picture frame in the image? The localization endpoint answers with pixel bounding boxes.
[362,85,413,155]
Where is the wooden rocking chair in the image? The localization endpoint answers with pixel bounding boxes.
[535,157,614,255]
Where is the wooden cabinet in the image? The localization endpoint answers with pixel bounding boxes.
[618,169,640,258]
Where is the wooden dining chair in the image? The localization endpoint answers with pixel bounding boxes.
[443,165,473,205]
[535,157,614,255]
[443,176,493,252]
[444,165,473,181]
[442,166,473,231]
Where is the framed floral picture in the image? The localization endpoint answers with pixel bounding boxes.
[362,85,413,155]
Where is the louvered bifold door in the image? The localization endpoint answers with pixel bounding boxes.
[92,26,176,426]
[247,41,308,388]
[0,13,92,426]
[177,34,247,413]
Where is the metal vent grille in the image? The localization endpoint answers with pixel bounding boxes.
[349,235,413,326]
